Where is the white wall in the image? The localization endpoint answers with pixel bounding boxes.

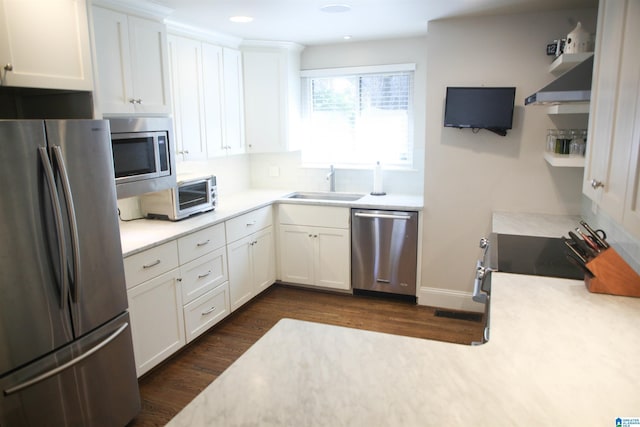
[249,36,427,195]
[420,9,598,310]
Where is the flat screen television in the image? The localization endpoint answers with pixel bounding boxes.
[443,87,516,136]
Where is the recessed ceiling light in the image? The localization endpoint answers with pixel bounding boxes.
[229,16,254,23]
[320,4,352,13]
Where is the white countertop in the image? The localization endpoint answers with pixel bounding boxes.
[492,211,581,238]
[166,273,640,426]
[119,190,423,256]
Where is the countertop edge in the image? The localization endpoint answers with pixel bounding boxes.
[120,190,424,257]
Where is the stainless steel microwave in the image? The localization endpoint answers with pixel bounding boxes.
[108,117,177,199]
[140,175,217,221]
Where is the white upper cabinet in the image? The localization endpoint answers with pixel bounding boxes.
[242,43,303,153]
[583,0,640,238]
[92,5,171,115]
[222,48,245,155]
[201,43,225,157]
[0,0,93,90]
[168,35,207,160]
[166,22,245,159]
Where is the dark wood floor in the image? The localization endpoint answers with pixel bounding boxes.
[128,284,485,426]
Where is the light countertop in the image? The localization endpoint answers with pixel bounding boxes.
[119,190,423,257]
[166,273,640,426]
[492,211,581,237]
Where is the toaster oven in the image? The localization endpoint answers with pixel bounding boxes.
[140,176,217,221]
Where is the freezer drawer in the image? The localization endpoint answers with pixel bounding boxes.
[351,209,418,296]
[0,312,140,427]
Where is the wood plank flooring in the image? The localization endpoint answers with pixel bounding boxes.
[127,284,485,426]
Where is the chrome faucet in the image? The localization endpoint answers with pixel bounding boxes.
[326,164,336,192]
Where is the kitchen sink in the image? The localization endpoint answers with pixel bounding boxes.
[286,191,365,202]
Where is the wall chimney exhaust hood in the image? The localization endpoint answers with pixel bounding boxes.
[525,56,594,105]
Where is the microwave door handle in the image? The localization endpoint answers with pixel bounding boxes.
[52,146,81,303]
[39,147,68,310]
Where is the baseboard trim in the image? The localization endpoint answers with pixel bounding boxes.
[417,286,485,313]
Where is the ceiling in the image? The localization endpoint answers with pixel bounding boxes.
[152,0,598,46]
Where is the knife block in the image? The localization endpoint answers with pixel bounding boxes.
[584,247,640,297]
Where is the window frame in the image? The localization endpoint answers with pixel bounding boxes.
[300,63,416,169]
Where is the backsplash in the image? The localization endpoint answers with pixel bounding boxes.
[248,150,424,195]
[581,196,640,275]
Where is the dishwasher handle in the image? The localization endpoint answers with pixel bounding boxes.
[353,212,412,220]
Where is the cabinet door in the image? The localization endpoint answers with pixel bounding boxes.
[127,16,171,114]
[0,0,92,90]
[92,6,134,114]
[315,227,350,290]
[168,35,206,160]
[202,43,226,157]
[127,269,185,377]
[227,235,254,310]
[583,0,629,213]
[222,48,245,154]
[279,224,314,285]
[621,0,640,237]
[243,50,283,153]
[252,226,276,293]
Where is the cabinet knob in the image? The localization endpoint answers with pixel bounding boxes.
[590,179,604,189]
[128,98,136,104]
[136,99,142,104]
[4,63,12,71]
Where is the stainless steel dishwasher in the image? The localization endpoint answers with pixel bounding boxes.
[351,209,418,297]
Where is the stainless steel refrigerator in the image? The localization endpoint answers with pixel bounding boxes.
[0,120,140,426]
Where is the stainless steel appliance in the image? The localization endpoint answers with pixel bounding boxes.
[351,209,418,297]
[0,120,140,426]
[108,117,176,199]
[472,237,493,345]
[140,175,217,221]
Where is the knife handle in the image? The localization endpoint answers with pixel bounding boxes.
[575,228,600,253]
[564,239,587,264]
[568,231,597,259]
[579,220,610,249]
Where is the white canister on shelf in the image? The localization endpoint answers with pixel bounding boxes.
[565,22,592,53]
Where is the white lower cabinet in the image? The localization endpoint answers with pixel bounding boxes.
[279,224,350,290]
[228,226,276,310]
[125,223,230,376]
[183,282,230,343]
[278,205,350,290]
[127,268,184,377]
[226,206,276,310]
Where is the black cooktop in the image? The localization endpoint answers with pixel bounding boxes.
[496,234,584,280]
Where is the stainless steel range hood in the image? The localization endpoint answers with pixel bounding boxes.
[525,56,594,105]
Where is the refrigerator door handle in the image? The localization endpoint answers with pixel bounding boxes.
[38,147,68,311]
[3,322,130,396]
[51,146,81,303]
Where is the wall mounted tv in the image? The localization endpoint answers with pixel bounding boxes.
[443,86,516,136]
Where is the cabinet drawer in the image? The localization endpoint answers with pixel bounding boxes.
[278,204,349,228]
[180,247,228,304]
[124,241,179,289]
[178,223,226,264]
[183,282,230,343]
[225,205,273,243]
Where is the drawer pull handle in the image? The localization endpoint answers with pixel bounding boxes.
[198,270,212,279]
[196,239,210,247]
[201,306,216,316]
[246,220,257,226]
[142,259,161,269]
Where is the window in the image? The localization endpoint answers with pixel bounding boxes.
[301,64,415,167]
